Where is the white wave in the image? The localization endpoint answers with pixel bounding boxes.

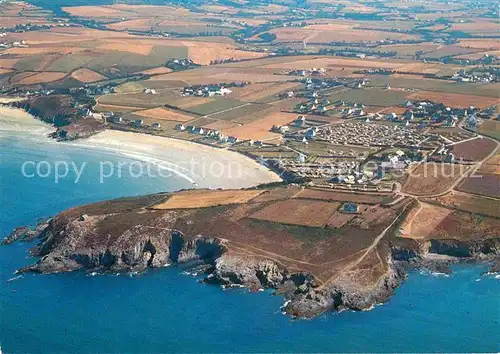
[66,141,197,184]
[7,275,23,282]
[420,270,450,277]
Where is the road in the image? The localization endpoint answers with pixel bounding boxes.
[318,200,413,289]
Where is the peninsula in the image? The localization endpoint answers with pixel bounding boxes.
[7,185,500,318]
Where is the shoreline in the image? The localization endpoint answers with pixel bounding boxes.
[0,105,282,189]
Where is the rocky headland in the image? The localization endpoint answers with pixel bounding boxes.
[5,94,104,141]
[4,187,499,318]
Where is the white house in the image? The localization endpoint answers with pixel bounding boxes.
[217,87,232,96]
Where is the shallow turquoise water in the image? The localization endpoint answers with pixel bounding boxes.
[1,132,499,353]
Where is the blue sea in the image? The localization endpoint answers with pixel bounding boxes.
[1,123,499,353]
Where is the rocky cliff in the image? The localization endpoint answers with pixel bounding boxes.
[4,189,500,318]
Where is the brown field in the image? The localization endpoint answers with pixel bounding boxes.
[0,16,51,28]
[325,212,357,229]
[261,57,406,71]
[427,191,500,218]
[454,50,500,60]
[0,58,20,69]
[4,46,86,56]
[250,186,303,203]
[231,82,301,102]
[203,72,295,84]
[477,119,500,141]
[152,189,264,210]
[458,39,500,50]
[422,45,481,59]
[424,24,448,31]
[378,106,410,115]
[378,43,441,57]
[3,27,267,67]
[424,209,500,240]
[249,199,340,227]
[107,18,155,31]
[267,25,419,44]
[176,97,216,110]
[450,138,498,162]
[0,68,13,75]
[97,42,154,56]
[408,91,499,109]
[94,104,144,113]
[400,202,452,239]
[201,120,239,130]
[222,112,298,141]
[402,163,469,196]
[478,152,500,175]
[458,173,500,198]
[71,68,106,83]
[62,5,133,18]
[298,188,385,205]
[139,67,173,75]
[182,41,267,65]
[16,71,66,85]
[449,20,500,37]
[134,107,195,122]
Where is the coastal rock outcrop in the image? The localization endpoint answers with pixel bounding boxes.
[4,188,500,318]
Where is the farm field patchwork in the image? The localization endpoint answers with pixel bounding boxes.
[450,138,498,162]
[133,107,197,122]
[297,188,386,205]
[248,199,340,227]
[326,88,410,107]
[457,173,500,199]
[71,68,107,83]
[402,163,469,196]
[400,202,452,239]
[208,103,271,121]
[186,98,246,116]
[221,112,299,141]
[15,71,67,85]
[426,192,500,218]
[407,91,499,109]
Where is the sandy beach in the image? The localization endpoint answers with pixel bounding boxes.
[0,105,51,129]
[72,130,282,189]
[0,106,281,189]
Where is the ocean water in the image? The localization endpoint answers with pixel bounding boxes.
[1,126,499,353]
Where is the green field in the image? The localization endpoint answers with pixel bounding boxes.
[186,98,245,116]
[287,140,377,157]
[326,88,410,107]
[46,54,95,73]
[14,54,57,71]
[45,45,188,76]
[367,76,500,97]
[99,92,168,108]
[154,24,235,36]
[477,120,500,141]
[209,103,270,121]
